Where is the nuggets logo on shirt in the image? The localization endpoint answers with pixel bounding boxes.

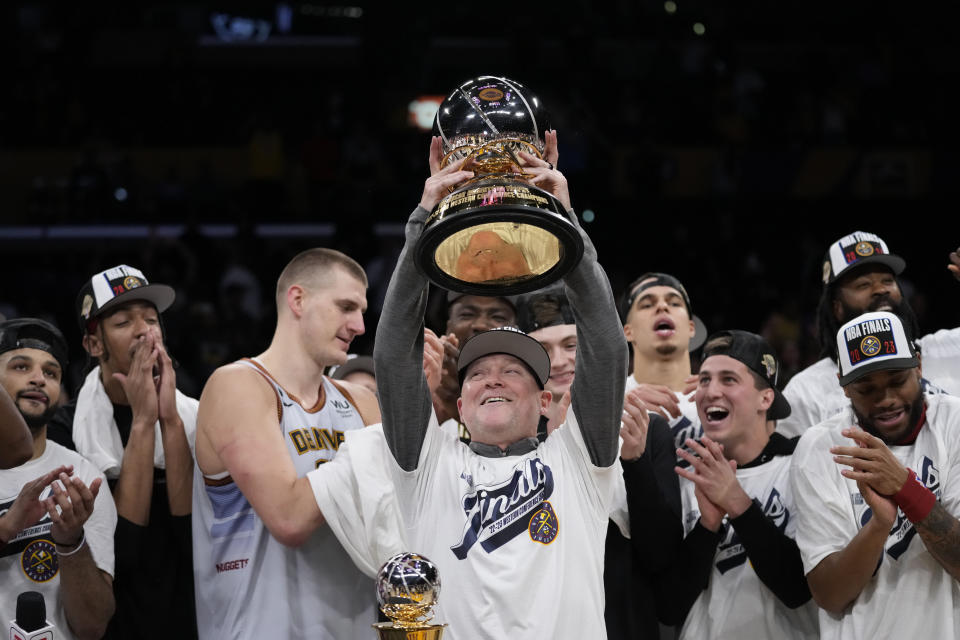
[22,539,59,582]
[529,502,559,544]
[451,458,556,559]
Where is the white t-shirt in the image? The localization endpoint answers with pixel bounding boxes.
[310,407,621,640]
[677,456,819,640]
[625,374,701,457]
[0,441,116,639]
[790,394,960,640]
[778,327,960,438]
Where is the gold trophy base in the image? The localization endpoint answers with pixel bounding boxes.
[373,622,447,640]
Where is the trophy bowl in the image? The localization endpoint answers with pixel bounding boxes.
[415,76,584,296]
[373,552,446,640]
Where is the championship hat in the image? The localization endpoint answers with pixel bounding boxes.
[700,329,791,420]
[621,272,708,351]
[457,326,550,389]
[77,265,175,334]
[0,318,69,371]
[836,311,919,386]
[821,231,906,285]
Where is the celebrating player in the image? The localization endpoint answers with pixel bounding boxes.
[791,310,960,639]
[660,330,817,639]
[192,248,381,639]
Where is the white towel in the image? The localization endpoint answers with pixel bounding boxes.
[73,366,198,479]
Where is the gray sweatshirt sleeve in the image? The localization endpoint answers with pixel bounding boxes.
[564,211,628,468]
[373,206,434,471]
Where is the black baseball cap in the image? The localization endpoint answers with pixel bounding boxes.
[836,311,919,386]
[821,231,906,286]
[515,284,575,333]
[457,326,550,389]
[0,318,69,371]
[446,290,518,312]
[701,329,791,420]
[621,272,707,351]
[77,265,175,334]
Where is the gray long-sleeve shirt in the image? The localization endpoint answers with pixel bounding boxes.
[374,206,626,471]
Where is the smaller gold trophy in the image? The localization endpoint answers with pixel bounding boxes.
[373,552,447,640]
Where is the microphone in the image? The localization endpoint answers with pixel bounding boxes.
[9,592,54,640]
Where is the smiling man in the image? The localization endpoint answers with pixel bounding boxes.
[663,330,817,639]
[193,248,381,639]
[0,318,116,640]
[791,310,960,640]
[365,139,628,638]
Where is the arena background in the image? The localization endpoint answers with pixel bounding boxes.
[1,2,957,398]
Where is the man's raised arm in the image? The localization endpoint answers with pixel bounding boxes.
[374,145,473,471]
[518,152,627,467]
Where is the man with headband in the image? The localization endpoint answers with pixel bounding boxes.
[0,318,117,639]
[622,273,707,458]
[791,310,960,639]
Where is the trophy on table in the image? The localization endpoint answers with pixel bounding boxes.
[414,76,584,296]
[372,552,447,640]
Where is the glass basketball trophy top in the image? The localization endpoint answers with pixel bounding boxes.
[415,76,584,296]
[373,552,447,640]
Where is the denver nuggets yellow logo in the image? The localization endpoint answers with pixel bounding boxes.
[123,276,143,290]
[529,501,559,545]
[860,335,881,357]
[478,88,504,102]
[854,241,875,257]
[21,539,58,582]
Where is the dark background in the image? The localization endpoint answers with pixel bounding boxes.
[1,2,957,397]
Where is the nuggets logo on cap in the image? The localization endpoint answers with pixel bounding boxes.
[123,276,144,291]
[860,335,882,357]
[843,316,896,364]
[854,241,875,257]
[529,501,559,545]
[21,539,59,582]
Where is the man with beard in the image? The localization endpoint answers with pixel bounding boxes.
[0,318,116,639]
[778,232,960,438]
[791,310,960,639]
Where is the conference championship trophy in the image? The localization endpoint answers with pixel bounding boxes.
[373,552,447,640]
[415,76,584,296]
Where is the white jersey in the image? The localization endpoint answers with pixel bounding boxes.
[0,441,116,639]
[625,374,701,457]
[791,394,960,640]
[310,407,621,640]
[192,359,375,640]
[677,456,818,640]
[778,326,960,438]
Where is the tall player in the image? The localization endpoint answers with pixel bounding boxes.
[192,248,381,639]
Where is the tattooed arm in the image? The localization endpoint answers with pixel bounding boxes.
[915,504,960,582]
